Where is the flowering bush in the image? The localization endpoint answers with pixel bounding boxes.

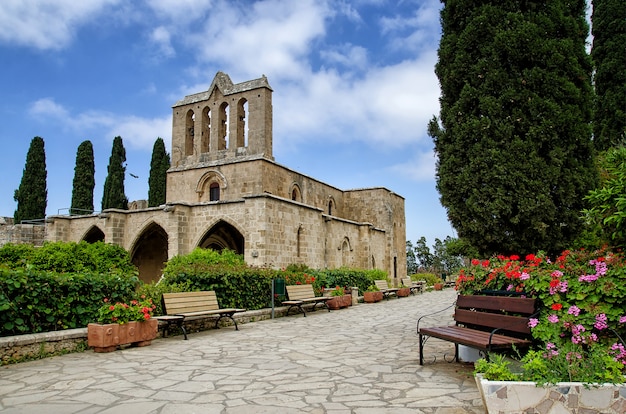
[329,286,345,297]
[96,297,156,324]
[461,248,626,384]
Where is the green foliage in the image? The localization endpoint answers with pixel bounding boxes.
[365,285,379,292]
[474,355,520,381]
[14,136,47,223]
[329,286,345,297]
[95,298,156,324]
[163,248,245,276]
[135,281,191,316]
[0,243,36,269]
[430,1,597,257]
[148,137,170,207]
[412,273,442,286]
[101,136,128,210]
[591,0,626,151]
[0,269,139,336]
[0,241,136,274]
[70,140,95,215]
[583,146,626,249]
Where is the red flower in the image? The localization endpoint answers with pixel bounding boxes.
[471,259,480,266]
[510,255,520,261]
[109,305,115,311]
[549,280,560,288]
[482,260,490,267]
[551,303,562,311]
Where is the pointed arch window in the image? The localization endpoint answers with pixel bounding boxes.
[210,182,220,201]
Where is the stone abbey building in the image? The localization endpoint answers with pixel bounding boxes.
[44,72,406,284]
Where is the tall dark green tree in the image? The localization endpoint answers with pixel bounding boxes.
[591,0,626,150]
[148,137,170,207]
[70,140,95,215]
[429,1,597,256]
[14,136,47,223]
[101,136,128,210]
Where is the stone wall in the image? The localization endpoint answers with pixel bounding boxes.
[0,217,46,247]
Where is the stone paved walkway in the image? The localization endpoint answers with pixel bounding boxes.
[0,289,485,413]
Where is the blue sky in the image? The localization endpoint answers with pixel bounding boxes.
[0,0,455,247]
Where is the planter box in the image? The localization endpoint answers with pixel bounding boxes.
[397,287,411,297]
[327,295,351,310]
[363,291,383,303]
[475,374,626,413]
[88,319,158,353]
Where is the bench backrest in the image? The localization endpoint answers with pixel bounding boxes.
[286,284,317,300]
[374,280,390,290]
[401,278,412,287]
[455,295,537,335]
[162,291,220,315]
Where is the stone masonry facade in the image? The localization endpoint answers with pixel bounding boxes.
[36,72,406,284]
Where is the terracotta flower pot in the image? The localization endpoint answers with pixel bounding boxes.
[88,319,158,353]
[327,296,343,310]
[364,291,383,303]
[397,287,411,297]
[342,294,352,307]
[433,283,444,291]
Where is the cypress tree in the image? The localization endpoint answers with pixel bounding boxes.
[148,137,170,207]
[70,140,95,215]
[101,136,128,210]
[14,136,47,223]
[591,0,626,150]
[429,1,597,256]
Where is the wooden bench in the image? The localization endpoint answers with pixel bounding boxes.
[416,294,538,365]
[156,291,246,340]
[283,284,331,317]
[374,279,399,299]
[402,277,425,294]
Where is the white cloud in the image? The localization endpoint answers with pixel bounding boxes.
[0,0,120,50]
[150,26,176,58]
[274,51,440,150]
[320,44,368,69]
[388,149,437,182]
[27,98,171,150]
[187,0,330,81]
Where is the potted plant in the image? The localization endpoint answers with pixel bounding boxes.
[88,297,158,353]
[326,286,348,310]
[363,285,383,303]
[457,250,626,413]
[397,283,411,297]
[433,279,444,290]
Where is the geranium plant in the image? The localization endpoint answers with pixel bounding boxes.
[96,297,156,324]
[329,286,345,297]
[461,248,626,384]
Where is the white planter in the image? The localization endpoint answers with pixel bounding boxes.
[475,374,626,413]
[458,345,480,363]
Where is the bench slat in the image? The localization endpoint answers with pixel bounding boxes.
[456,295,536,315]
[455,309,532,335]
[420,325,532,350]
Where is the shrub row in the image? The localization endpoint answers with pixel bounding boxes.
[0,269,138,336]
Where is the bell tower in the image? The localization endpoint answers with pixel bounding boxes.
[170,72,273,167]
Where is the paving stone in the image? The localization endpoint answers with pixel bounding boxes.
[0,290,484,413]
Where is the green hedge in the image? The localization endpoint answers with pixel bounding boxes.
[0,269,139,336]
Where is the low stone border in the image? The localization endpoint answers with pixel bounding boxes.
[0,305,300,364]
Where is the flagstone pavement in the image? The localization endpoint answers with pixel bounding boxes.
[0,289,486,413]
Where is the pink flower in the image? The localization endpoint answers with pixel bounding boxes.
[520,271,530,281]
[548,314,559,323]
[594,313,608,330]
[567,305,580,316]
[619,316,626,324]
[528,318,539,328]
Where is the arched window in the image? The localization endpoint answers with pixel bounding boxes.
[291,184,302,202]
[210,182,220,201]
[297,225,303,257]
[185,109,195,156]
[328,197,336,215]
[236,98,248,148]
[218,102,229,150]
[201,106,210,153]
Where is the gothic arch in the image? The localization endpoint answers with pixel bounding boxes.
[82,225,105,243]
[291,183,302,202]
[340,236,352,267]
[201,106,211,153]
[328,196,336,216]
[218,102,229,150]
[197,219,244,254]
[185,109,195,156]
[129,222,169,284]
[235,98,248,148]
[196,170,227,202]
[296,224,303,257]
